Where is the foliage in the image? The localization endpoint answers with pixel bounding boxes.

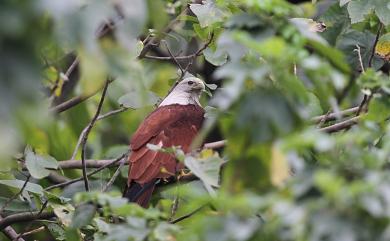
[0,0,390,240]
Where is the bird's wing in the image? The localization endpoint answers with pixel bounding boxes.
[130,105,182,151]
[128,104,204,184]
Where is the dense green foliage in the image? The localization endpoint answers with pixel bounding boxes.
[1,0,390,240]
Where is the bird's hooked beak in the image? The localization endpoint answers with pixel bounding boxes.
[192,81,206,92]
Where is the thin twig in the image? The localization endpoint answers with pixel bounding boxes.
[12,201,48,241]
[50,90,100,114]
[81,80,110,192]
[138,6,189,59]
[18,226,45,239]
[311,107,359,123]
[0,215,25,241]
[70,107,130,160]
[162,40,185,75]
[170,205,206,224]
[320,116,361,133]
[0,175,31,213]
[354,44,365,73]
[97,107,130,121]
[368,23,383,68]
[102,160,126,192]
[144,54,197,60]
[45,153,128,191]
[59,140,226,170]
[64,57,79,80]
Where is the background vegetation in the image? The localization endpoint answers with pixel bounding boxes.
[1,0,390,240]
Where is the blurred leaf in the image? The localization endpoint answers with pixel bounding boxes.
[270,145,290,187]
[203,47,228,66]
[0,179,43,195]
[346,0,390,25]
[70,204,96,228]
[78,49,107,95]
[184,153,224,195]
[336,29,384,71]
[147,0,168,31]
[118,90,160,109]
[190,0,227,28]
[0,196,32,212]
[47,223,66,241]
[376,33,390,61]
[25,146,58,179]
[53,203,75,227]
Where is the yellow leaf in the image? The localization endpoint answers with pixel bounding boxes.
[78,49,107,95]
[270,144,290,187]
[375,33,390,61]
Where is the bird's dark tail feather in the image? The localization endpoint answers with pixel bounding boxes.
[123,180,156,208]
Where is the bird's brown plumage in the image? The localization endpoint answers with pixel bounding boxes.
[125,103,204,207]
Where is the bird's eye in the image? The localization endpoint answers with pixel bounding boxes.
[188,81,194,85]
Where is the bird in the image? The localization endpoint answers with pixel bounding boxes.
[124,77,205,207]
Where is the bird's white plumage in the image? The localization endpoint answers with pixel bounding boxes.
[159,77,205,107]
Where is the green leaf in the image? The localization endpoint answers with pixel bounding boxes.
[203,47,228,66]
[47,223,66,241]
[0,179,43,195]
[118,90,160,109]
[70,204,96,228]
[25,146,58,179]
[52,204,75,227]
[335,29,384,71]
[365,96,390,122]
[347,0,390,25]
[0,196,32,212]
[190,0,226,28]
[184,154,224,195]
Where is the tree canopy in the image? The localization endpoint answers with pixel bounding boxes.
[1,0,390,240]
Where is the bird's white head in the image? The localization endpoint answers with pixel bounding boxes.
[159,77,205,107]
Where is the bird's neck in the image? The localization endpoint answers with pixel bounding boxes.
[159,90,201,107]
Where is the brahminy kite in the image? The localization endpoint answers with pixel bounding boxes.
[124,77,205,207]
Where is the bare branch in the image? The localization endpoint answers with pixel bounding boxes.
[368,23,383,68]
[354,44,365,73]
[71,107,130,160]
[102,160,126,192]
[138,6,189,59]
[311,107,359,123]
[59,140,226,170]
[0,215,25,241]
[97,107,130,121]
[170,205,206,224]
[162,40,185,75]
[81,80,110,191]
[203,140,226,149]
[45,153,128,191]
[50,90,100,114]
[18,226,45,239]
[320,116,361,133]
[0,211,55,230]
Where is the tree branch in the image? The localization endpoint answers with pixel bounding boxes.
[0,211,55,231]
[311,106,359,123]
[320,116,361,133]
[70,106,130,160]
[0,215,25,241]
[58,140,226,170]
[170,204,206,224]
[138,6,189,59]
[45,153,128,191]
[102,160,125,192]
[368,23,383,68]
[81,80,110,192]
